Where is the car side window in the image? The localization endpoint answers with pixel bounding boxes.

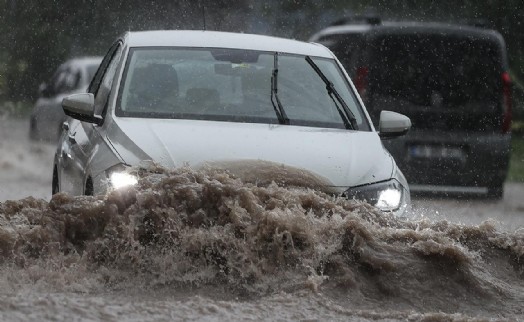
[88,42,121,95]
[48,65,68,95]
[55,67,81,93]
[90,43,123,116]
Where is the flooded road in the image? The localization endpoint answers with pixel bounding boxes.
[1,117,523,321]
[0,118,55,201]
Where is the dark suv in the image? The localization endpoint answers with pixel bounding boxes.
[310,18,512,198]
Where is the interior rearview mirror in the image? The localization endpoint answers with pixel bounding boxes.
[214,63,252,76]
[378,110,411,139]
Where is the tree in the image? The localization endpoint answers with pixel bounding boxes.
[0,0,251,101]
[0,0,522,102]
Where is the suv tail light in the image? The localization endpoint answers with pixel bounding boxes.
[501,71,512,133]
[355,66,369,102]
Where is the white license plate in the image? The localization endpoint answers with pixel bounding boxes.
[408,145,465,159]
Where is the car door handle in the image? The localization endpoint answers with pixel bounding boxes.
[61,145,73,161]
[62,150,73,160]
[62,121,76,144]
[68,132,76,144]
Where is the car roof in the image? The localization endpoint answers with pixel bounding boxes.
[67,56,103,68]
[310,25,373,40]
[124,30,334,58]
[311,21,505,45]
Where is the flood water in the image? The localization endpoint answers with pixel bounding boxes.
[1,118,523,321]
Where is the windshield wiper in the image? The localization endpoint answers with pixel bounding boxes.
[305,56,358,130]
[271,53,290,125]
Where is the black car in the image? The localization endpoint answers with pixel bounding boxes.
[310,18,512,198]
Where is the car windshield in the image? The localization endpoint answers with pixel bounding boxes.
[117,48,369,130]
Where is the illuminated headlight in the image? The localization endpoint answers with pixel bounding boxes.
[110,172,138,189]
[344,179,405,212]
[106,165,138,190]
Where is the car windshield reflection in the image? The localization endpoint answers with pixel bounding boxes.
[116,48,369,130]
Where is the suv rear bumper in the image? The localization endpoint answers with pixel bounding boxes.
[382,130,511,189]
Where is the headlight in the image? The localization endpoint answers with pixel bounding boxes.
[106,165,138,190]
[110,172,138,189]
[343,179,405,212]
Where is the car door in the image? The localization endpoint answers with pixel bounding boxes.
[56,118,83,194]
[59,42,123,195]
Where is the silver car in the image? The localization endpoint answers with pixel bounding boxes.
[30,57,102,141]
[53,30,412,215]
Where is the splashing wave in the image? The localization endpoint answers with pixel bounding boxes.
[1,166,523,319]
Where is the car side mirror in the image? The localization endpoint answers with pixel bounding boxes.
[62,93,102,124]
[378,110,411,139]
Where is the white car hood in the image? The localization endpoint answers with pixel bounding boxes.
[107,118,394,189]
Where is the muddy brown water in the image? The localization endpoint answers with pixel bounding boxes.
[1,118,523,321]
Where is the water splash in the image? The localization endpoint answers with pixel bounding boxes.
[0,166,523,319]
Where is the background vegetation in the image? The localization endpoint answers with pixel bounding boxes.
[0,0,523,104]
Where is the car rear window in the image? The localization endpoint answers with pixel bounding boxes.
[316,34,364,75]
[369,34,502,107]
[366,33,505,131]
